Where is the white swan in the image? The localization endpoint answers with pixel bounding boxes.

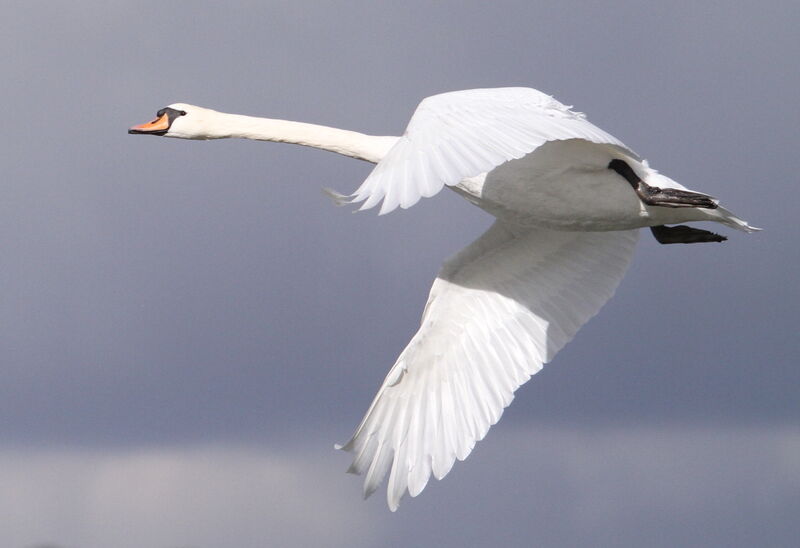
[130,87,757,510]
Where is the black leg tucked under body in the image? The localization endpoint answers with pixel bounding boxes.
[607,159,718,209]
[637,185,718,209]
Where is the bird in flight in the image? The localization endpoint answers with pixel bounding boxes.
[130,87,756,510]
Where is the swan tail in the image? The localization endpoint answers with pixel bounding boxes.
[711,205,761,233]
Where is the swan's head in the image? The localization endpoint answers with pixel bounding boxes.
[129,103,219,139]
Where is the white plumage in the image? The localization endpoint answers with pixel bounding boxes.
[350,88,628,214]
[337,223,639,510]
[130,87,757,510]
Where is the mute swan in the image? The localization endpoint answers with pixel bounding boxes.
[130,87,757,510]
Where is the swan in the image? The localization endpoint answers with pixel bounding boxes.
[130,87,757,510]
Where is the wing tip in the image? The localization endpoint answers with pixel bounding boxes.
[321,187,354,207]
[335,438,356,452]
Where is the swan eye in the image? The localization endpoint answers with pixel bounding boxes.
[179,110,187,116]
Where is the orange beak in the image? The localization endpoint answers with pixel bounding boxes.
[128,112,170,135]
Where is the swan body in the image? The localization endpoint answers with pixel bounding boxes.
[130,87,757,510]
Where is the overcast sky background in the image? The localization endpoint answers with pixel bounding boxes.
[2,1,798,547]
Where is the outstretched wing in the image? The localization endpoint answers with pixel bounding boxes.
[338,222,639,510]
[349,87,632,214]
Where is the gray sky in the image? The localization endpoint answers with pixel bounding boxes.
[2,1,798,546]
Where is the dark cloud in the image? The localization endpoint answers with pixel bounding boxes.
[4,427,798,547]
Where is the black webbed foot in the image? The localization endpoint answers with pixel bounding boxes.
[650,225,727,244]
[608,159,717,209]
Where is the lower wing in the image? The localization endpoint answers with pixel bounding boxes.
[338,221,640,510]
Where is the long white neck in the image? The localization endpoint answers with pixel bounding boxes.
[193,109,398,164]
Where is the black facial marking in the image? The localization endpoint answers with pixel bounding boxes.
[158,107,187,126]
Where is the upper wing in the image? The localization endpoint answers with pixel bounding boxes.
[338,221,640,510]
[349,87,633,214]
